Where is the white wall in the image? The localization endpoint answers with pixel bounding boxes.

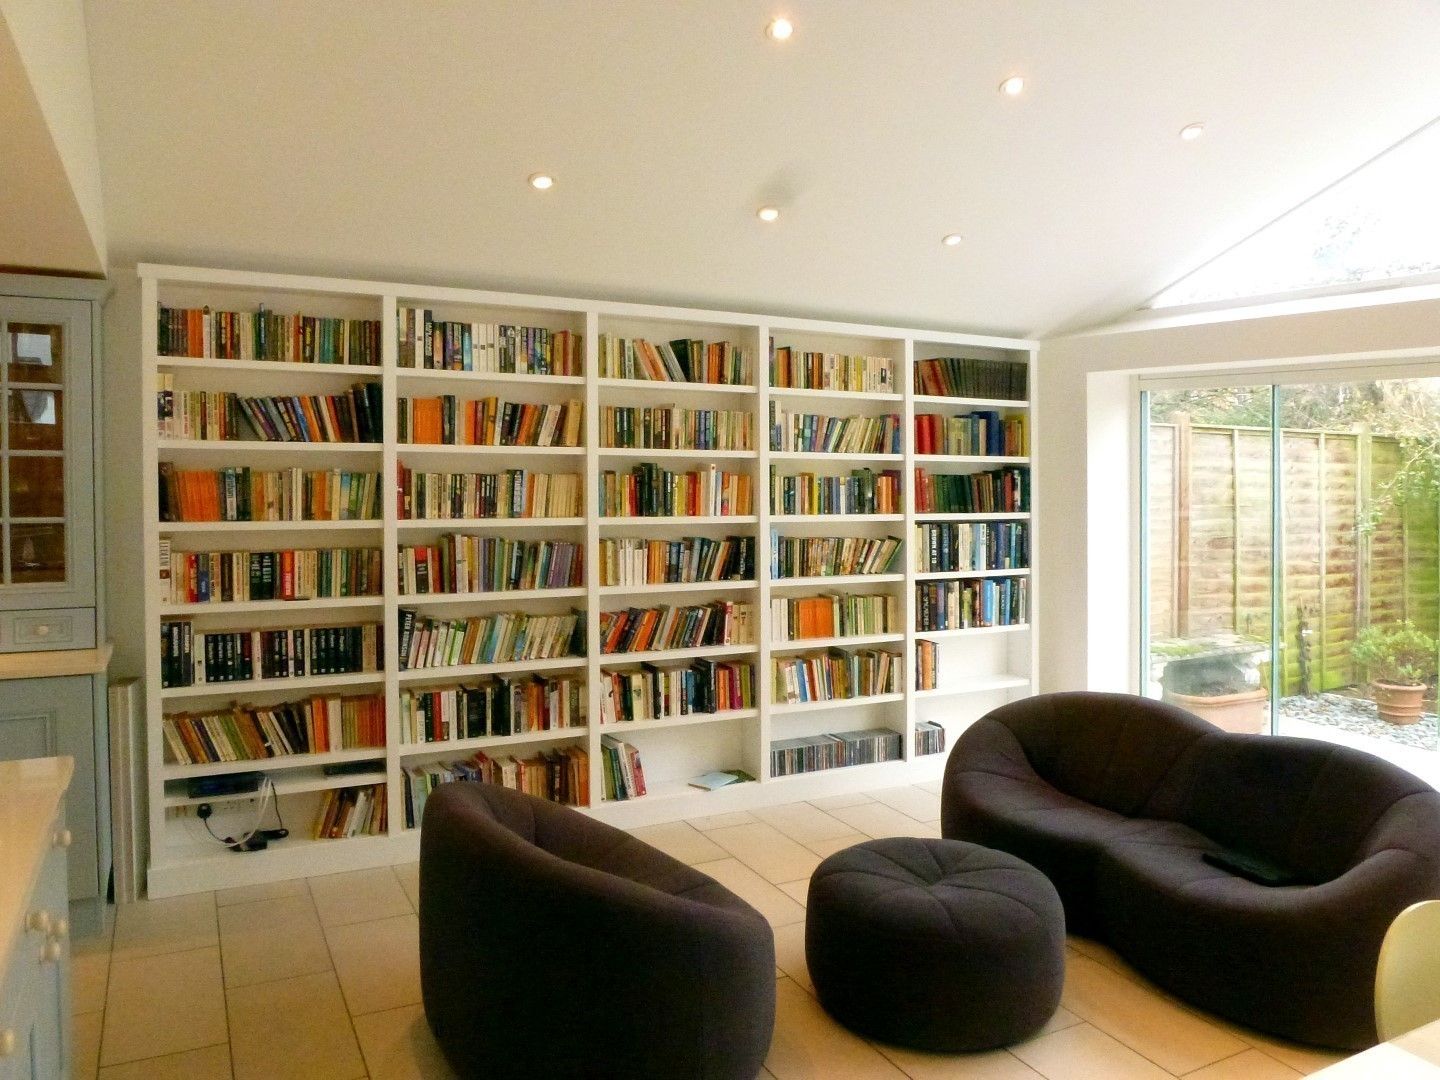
[102,272,142,676]
[1037,293,1440,695]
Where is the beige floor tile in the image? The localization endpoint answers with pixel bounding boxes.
[774,920,813,993]
[71,906,115,958]
[112,893,218,961]
[227,970,365,1080]
[690,858,806,927]
[764,976,909,1079]
[73,1010,103,1080]
[353,1003,459,1079]
[760,1070,778,1079]
[709,822,824,884]
[1038,1006,1083,1036]
[218,894,332,988]
[753,801,857,844]
[97,1043,232,1079]
[1183,1048,1303,1079]
[101,946,227,1067]
[809,792,875,810]
[309,866,412,927]
[1211,1022,1347,1075]
[72,949,110,1014]
[394,861,421,910]
[804,833,870,858]
[1061,953,1245,1074]
[778,879,810,906]
[826,801,932,839]
[915,778,945,795]
[216,878,309,907]
[628,819,728,864]
[869,786,944,822]
[687,809,759,831]
[1010,1022,1172,1080]
[871,1043,1045,1080]
[326,913,422,1016]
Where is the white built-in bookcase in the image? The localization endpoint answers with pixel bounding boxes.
[139,264,1037,896]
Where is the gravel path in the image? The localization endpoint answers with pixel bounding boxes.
[1279,692,1437,750]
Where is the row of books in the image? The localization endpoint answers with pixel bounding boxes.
[770,534,901,579]
[157,383,383,443]
[770,727,903,776]
[397,609,584,670]
[398,675,584,744]
[599,601,755,654]
[313,784,387,839]
[599,404,753,452]
[397,308,581,375]
[600,735,647,799]
[916,577,1028,631]
[402,748,591,825]
[599,660,754,724]
[162,693,386,765]
[397,395,583,447]
[913,522,1029,573]
[769,467,901,516]
[597,335,752,385]
[773,648,902,705]
[770,592,900,641]
[915,720,946,756]
[599,465,754,518]
[769,346,895,394]
[914,466,1029,515]
[914,411,1027,457]
[916,638,938,690]
[598,535,754,587]
[159,622,383,687]
[769,405,902,455]
[915,356,1027,401]
[158,306,383,365]
[158,465,383,523]
[161,545,382,604]
[396,467,582,521]
[398,536,583,595]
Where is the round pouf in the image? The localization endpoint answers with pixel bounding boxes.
[806,837,1065,1052]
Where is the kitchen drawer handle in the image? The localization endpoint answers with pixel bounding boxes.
[53,828,72,849]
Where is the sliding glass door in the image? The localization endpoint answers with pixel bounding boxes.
[1142,372,1440,785]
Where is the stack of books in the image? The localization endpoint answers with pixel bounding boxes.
[402,747,589,823]
[157,465,382,522]
[772,648,902,704]
[600,464,753,517]
[159,306,383,365]
[600,735,647,799]
[399,675,584,743]
[913,522,1028,573]
[397,536,582,594]
[598,335,751,385]
[913,466,1029,514]
[600,602,755,653]
[398,609,584,670]
[770,593,899,641]
[397,467,581,520]
[769,405,902,454]
[914,411,1027,456]
[599,660,753,723]
[916,639,937,690]
[313,784,387,838]
[163,546,382,604]
[160,622,382,687]
[915,356,1027,400]
[162,693,385,764]
[397,308,581,375]
[599,535,753,586]
[397,395,582,447]
[600,405,753,451]
[770,727,903,776]
[157,382,382,442]
[916,578,1028,630]
[770,467,901,515]
[770,535,901,578]
[770,346,895,394]
[915,720,946,756]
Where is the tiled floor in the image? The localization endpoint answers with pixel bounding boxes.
[71,784,1353,1079]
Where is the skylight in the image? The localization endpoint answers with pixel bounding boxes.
[1151,120,1440,308]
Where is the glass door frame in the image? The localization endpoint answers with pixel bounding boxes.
[1136,353,1440,733]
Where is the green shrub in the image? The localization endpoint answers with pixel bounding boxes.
[1352,622,1439,687]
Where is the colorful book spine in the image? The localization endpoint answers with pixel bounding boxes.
[397,608,585,670]
[599,660,754,722]
[398,536,583,594]
[156,379,383,442]
[399,674,585,743]
[914,356,1027,400]
[396,395,582,447]
[599,464,753,517]
[402,746,589,823]
[157,465,382,522]
[599,535,754,587]
[395,308,582,376]
[396,467,582,520]
[770,727,902,776]
[166,548,383,604]
[913,466,1029,514]
[912,522,1028,573]
[597,335,752,385]
[600,405,753,451]
[769,403,902,454]
[158,306,383,365]
[769,467,901,516]
[769,345,895,394]
[600,735,647,799]
[914,411,1027,456]
[599,602,755,654]
[161,693,385,764]
[769,592,899,641]
[772,648,901,704]
[915,577,1028,631]
[770,534,901,578]
[158,622,383,687]
[312,784,387,839]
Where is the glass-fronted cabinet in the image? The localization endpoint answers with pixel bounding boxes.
[0,275,109,932]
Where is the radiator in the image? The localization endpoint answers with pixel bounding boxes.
[107,677,145,903]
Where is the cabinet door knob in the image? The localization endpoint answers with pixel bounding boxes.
[41,940,62,964]
[53,828,72,849]
[52,917,69,940]
[26,909,51,934]
[0,1029,15,1057]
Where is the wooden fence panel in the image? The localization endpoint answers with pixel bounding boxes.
[1148,424,1177,640]
[1320,434,1360,689]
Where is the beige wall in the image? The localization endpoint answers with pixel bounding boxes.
[1037,293,1440,695]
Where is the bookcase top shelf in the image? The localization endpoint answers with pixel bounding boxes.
[140,262,1039,898]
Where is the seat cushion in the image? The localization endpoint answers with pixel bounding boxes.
[806,838,1065,1052]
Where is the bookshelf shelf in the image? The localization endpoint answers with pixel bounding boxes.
[140,263,1036,896]
[913,569,1030,580]
[398,727,586,757]
[770,633,904,652]
[160,596,384,615]
[163,767,389,808]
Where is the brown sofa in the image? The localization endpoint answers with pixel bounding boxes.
[419,783,776,1079]
[941,692,1440,1049]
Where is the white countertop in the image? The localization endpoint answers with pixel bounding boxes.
[0,643,111,681]
[1313,1019,1440,1077]
[0,756,73,977]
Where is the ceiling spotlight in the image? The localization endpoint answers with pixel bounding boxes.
[757,206,780,223]
[528,173,555,190]
[1179,123,1205,142]
[766,17,794,41]
[942,233,964,247]
[999,75,1025,97]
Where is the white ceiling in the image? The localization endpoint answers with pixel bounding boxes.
[84,0,1440,337]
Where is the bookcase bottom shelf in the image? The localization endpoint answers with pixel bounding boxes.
[149,831,402,898]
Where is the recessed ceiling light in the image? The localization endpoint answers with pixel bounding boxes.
[942,233,964,247]
[999,75,1025,97]
[528,173,555,190]
[766,17,794,41]
[757,206,780,223]
[1179,123,1205,142]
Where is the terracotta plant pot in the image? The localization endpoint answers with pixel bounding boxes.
[1372,682,1426,725]
[1165,688,1268,734]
